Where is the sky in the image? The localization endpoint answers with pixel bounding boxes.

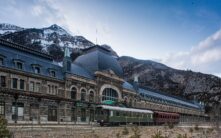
[1,0,221,77]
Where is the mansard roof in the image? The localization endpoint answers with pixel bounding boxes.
[0,40,63,80]
[138,88,201,109]
[71,63,94,79]
[0,38,53,60]
[74,46,123,77]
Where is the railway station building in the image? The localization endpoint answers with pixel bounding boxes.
[0,38,205,124]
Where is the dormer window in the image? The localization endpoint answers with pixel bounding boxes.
[13,59,24,70]
[50,71,56,77]
[34,67,40,74]
[48,68,56,77]
[31,64,41,74]
[17,62,23,70]
[0,54,6,66]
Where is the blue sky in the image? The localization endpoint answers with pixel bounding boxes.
[1,0,221,77]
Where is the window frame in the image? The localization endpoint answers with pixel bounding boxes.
[29,81,35,92]
[12,78,18,89]
[31,64,41,74]
[0,54,6,66]
[0,101,5,116]
[34,67,41,74]
[0,76,6,87]
[20,79,25,90]
[0,58,3,66]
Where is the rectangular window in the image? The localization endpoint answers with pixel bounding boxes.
[29,81,34,91]
[12,102,24,120]
[51,85,54,95]
[48,85,51,94]
[54,86,58,95]
[17,62,23,70]
[35,82,40,92]
[0,101,5,115]
[20,79,24,90]
[34,67,40,74]
[12,78,17,89]
[48,106,57,121]
[0,76,6,87]
[50,71,56,77]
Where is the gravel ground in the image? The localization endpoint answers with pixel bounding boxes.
[9,125,219,138]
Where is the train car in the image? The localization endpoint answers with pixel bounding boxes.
[153,111,180,125]
[95,105,154,126]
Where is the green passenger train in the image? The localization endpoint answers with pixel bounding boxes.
[95,105,154,126]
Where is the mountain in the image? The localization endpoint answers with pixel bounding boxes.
[119,56,221,109]
[0,23,24,35]
[0,24,94,49]
[0,23,118,61]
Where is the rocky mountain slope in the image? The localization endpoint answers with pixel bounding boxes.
[0,23,118,61]
[119,56,221,107]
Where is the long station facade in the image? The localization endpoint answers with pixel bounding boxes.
[0,38,204,124]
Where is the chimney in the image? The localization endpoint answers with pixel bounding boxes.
[133,74,139,91]
[63,46,71,73]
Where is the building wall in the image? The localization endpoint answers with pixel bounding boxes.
[0,41,204,124]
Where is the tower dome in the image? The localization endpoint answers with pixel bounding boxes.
[73,46,123,77]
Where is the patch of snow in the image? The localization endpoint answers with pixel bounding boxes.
[40,39,53,46]
[0,30,16,34]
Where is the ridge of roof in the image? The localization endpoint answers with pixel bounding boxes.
[0,38,53,60]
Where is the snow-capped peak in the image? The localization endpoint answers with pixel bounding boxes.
[43,24,70,36]
[0,23,24,35]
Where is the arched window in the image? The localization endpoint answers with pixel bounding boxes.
[102,88,118,102]
[89,91,94,102]
[81,89,86,101]
[71,87,77,100]
[129,98,133,107]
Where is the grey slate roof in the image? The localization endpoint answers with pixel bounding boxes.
[0,42,63,80]
[122,81,135,91]
[138,88,201,109]
[74,46,123,77]
[71,63,94,79]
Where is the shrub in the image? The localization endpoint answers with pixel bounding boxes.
[130,126,141,138]
[176,134,187,138]
[122,126,129,135]
[0,116,12,138]
[189,128,193,133]
[194,124,199,131]
[151,131,164,138]
[207,128,214,134]
[168,123,174,129]
[116,132,121,138]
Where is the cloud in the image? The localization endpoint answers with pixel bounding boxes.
[163,28,221,77]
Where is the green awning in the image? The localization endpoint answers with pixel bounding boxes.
[102,100,116,105]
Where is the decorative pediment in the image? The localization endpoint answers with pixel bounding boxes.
[95,70,124,83]
[13,59,25,63]
[31,64,42,68]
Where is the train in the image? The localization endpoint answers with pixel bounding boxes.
[95,105,180,126]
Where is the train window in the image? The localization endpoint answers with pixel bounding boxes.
[116,111,120,116]
[123,112,126,116]
[110,111,113,117]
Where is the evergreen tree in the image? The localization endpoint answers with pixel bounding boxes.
[0,116,11,138]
